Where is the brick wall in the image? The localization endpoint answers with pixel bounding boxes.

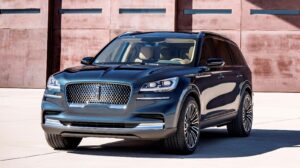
[0,0,48,88]
[1,0,300,91]
[51,0,176,71]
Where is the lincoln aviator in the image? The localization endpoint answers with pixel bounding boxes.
[42,32,253,154]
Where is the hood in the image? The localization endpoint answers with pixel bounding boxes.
[55,64,201,85]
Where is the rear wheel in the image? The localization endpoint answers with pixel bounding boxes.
[45,133,82,150]
[164,96,200,154]
[227,92,253,137]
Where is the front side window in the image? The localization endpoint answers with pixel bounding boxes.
[93,37,197,65]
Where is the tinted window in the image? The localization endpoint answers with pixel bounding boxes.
[228,43,246,65]
[93,37,196,65]
[200,38,215,65]
[214,39,232,66]
[200,38,233,66]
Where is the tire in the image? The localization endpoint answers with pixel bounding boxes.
[227,92,253,137]
[164,96,200,154]
[45,133,82,150]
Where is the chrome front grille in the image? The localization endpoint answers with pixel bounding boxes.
[66,83,131,105]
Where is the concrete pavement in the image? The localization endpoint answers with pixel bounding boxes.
[0,89,299,168]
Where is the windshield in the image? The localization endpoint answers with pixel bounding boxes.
[93,37,197,65]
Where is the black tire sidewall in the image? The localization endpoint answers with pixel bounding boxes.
[177,96,200,152]
[241,93,252,135]
[237,92,252,136]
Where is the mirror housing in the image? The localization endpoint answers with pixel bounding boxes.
[206,58,225,68]
[81,57,94,65]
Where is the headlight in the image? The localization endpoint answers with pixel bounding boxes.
[47,76,60,90]
[140,77,179,92]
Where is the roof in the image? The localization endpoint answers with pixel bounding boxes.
[119,31,200,39]
[202,31,237,46]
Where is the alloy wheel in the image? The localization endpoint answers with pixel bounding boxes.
[183,102,200,149]
[242,95,253,133]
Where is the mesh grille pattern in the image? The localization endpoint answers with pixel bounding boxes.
[66,83,131,105]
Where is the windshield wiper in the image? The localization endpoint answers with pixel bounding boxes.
[144,63,159,66]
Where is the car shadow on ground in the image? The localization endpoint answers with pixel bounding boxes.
[68,129,300,158]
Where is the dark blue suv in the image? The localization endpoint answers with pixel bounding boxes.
[42,32,253,154]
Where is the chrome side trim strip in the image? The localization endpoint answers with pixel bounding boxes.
[196,74,212,78]
[136,97,170,100]
[44,94,62,99]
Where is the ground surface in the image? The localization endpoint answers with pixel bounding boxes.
[0,89,299,168]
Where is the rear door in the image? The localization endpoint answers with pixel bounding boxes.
[227,42,248,112]
[197,37,242,125]
[213,39,241,115]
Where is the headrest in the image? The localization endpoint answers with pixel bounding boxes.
[160,48,172,59]
[139,46,153,60]
[187,47,194,59]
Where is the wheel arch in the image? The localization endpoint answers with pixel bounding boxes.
[172,84,201,128]
[240,80,253,97]
[236,80,253,112]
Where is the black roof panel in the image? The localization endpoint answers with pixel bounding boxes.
[120,31,200,39]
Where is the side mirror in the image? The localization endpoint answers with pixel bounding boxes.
[81,57,94,65]
[206,57,225,68]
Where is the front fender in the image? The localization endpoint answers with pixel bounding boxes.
[171,84,201,128]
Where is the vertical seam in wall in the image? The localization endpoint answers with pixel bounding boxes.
[240,0,243,49]
[109,0,112,40]
[46,0,54,80]
[174,0,178,31]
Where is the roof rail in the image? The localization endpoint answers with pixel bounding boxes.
[202,31,238,46]
[197,32,205,38]
[119,31,143,37]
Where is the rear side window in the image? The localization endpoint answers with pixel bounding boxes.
[228,43,247,66]
[213,39,233,66]
[200,38,215,65]
[200,38,233,66]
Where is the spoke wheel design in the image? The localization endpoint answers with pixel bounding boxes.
[164,96,200,154]
[227,92,253,137]
[184,103,200,149]
[242,95,253,133]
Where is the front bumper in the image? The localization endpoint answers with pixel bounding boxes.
[41,83,185,139]
[43,118,175,139]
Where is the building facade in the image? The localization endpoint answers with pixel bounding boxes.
[1,0,300,92]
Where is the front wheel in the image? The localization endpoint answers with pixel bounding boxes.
[164,96,200,154]
[227,92,253,137]
[45,133,82,150]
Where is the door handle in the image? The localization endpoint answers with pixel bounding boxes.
[196,72,212,78]
[236,74,243,78]
[218,74,224,79]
